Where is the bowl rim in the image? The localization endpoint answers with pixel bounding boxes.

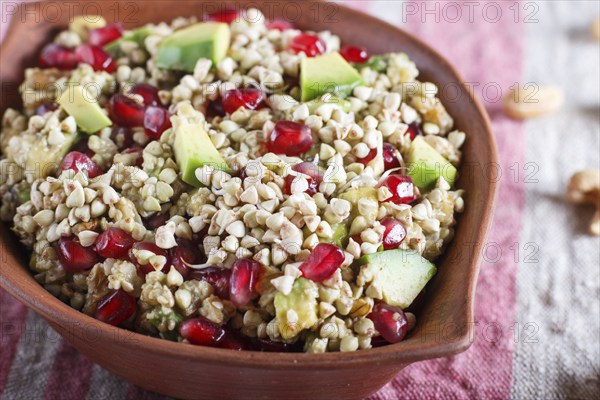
[0,0,498,369]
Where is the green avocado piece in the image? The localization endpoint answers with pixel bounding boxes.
[105,26,152,57]
[173,123,230,187]
[25,131,81,180]
[274,278,318,340]
[306,95,351,113]
[156,22,230,72]
[300,52,363,102]
[361,55,388,72]
[358,249,436,309]
[406,136,457,191]
[339,187,378,205]
[329,223,349,247]
[58,85,112,134]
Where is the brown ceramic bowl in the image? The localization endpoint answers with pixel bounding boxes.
[0,1,497,399]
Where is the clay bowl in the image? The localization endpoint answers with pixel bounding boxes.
[0,1,497,399]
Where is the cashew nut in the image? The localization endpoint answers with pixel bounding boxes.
[567,169,600,236]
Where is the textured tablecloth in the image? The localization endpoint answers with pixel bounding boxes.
[1,1,599,399]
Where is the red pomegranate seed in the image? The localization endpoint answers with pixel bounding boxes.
[144,106,172,140]
[95,227,135,259]
[109,94,145,127]
[267,121,313,156]
[205,99,225,120]
[88,23,124,47]
[380,218,407,250]
[266,18,294,31]
[382,143,401,170]
[221,88,264,114]
[35,102,58,116]
[369,302,409,344]
[180,317,226,347]
[252,338,301,352]
[284,162,324,196]
[205,8,239,23]
[130,83,161,107]
[170,238,200,280]
[356,148,377,166]
[405,122,423,140]
[220,330,251,350]
[190,267,230,299]
[129,242,170,275]
[340,45,369,63]
[299,243,344,282]
[143,212,169,230]
[75,44,116,72]
[57,237,102,272]
[110,126,134,149]
[39,44,78,70]
[229,259,262,307]
[95,289,137,326]
[290,33,326,57]
[60,151,103,178]
[377,174,415,204]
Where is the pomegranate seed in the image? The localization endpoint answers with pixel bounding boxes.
[95,289,137,326]
[179,317,226,347]
[369,302,409,344]
[266,18,294,31]
[382,143,401,170]
[60,151,103,178]
[95,228,135,259]
[205,8,239,23]
[284,162,324,196]
[229,259,262,307]
[290,33,326,57]
[129,242,170,275]
[109,94,145,127]
[221,88,264,114]
[340,45,369,64]
[143,212,169,230]
[144,106,172,140]
[190,267,230,299]
[130,83,161,107]
[405,122,423,140]
[206,99,226,119]
[380,218,407,250]
[299,243,344,282]
[220,330,251,350]
[110,126,134,149]
[170,238,200,280]
[35,102,58,116]
[377,174,415,204]
[356,148,377,166]
[252,338,301,352]
[39,44,78,70]
[88,23,124,47]
[57,237,102,272]
[267,121,313,156]
[75,44,116,72]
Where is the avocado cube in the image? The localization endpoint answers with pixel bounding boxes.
[274,278,318,340]
[25,131,81,181]
[300,52,363,102]
[105,26,152,57]
[173,123,230,187]
[406,136,457,191]
[359,250,436,309]
[58,85,112,134]
[156,22,230,72]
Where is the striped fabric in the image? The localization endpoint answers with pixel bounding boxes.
[1,1,599,399]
